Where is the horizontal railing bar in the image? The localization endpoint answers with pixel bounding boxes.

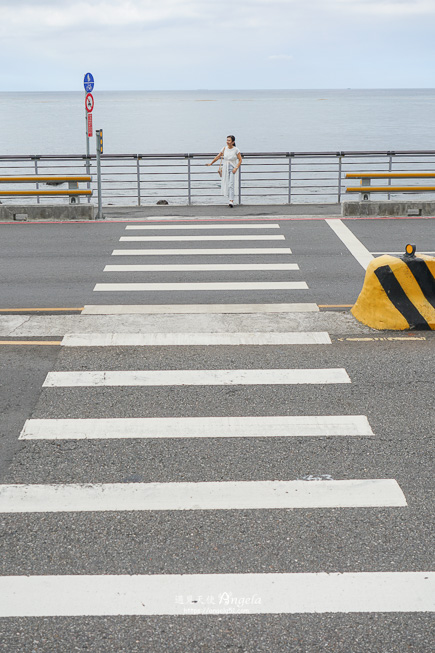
[2,150,435,162]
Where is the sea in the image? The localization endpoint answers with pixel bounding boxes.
[1,89,435,155]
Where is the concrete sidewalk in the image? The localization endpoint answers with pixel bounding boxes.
[103,203,341,220]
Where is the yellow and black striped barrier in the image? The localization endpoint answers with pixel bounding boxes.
[352,245,435,330]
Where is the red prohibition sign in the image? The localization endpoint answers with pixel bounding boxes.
[85,93,94,113]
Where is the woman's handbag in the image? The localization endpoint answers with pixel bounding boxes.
[218,150,224,178]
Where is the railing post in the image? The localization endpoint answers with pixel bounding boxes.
[34,158,40,204]
[388,154,393,200]
[95,132,103,219]
[187,155,192,205]
[85,155,91,203]
[337,155,342,204]
[288,155,292,204]
[136,156,141,206]
[238,157,242,205]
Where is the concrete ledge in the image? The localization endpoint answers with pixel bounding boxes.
[0,205,95,221]
[0,311,375,337]
[342,201,435,217]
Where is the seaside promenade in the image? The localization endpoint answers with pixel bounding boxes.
[0,210,433,652]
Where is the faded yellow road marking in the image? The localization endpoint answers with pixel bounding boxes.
[337,337,426,342]
[0,341,62,346]
[0,308,83,312]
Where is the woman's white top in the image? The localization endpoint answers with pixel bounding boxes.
[220,146,240,166]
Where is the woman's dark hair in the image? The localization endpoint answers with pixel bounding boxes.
[227,135,236,146]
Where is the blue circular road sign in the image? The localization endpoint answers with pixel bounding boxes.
[83,72,94,93]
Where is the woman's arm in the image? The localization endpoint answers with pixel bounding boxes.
[206,151,223,166]
[232,151,243,173]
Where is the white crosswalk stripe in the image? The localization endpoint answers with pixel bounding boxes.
[1,572,433,617]
[119,235,286,241]
[0,480,407,513]
[124,223,281,230]
[112,247,293,255]
[103,263,299,271]
[81,303,319,314]
[42,368,351,387]
[61,331,331,346]
[19,415,374,440]
[93,281,308,291]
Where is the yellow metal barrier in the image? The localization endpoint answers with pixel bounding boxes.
[0,176,91,183]
[346,186,435,193]
[0,175,92,200]
[346,173,435,179]
[0,189,92,197]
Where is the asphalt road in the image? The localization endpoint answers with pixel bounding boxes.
[0,214,434,652]
[0,216,433,308]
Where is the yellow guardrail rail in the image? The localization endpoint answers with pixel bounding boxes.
[0,189,92,196]
[0,176,91,183]
[0,175,92,202]
[346,186,435,193]
[346,173,435,179]
[345,172,435,198]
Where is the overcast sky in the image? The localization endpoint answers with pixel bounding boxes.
[1,0,434,91]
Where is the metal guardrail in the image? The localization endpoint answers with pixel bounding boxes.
[1,151,435,206]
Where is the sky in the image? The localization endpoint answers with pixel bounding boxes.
[1,0,434,91]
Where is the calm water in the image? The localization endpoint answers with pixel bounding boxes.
[1,89,435,155]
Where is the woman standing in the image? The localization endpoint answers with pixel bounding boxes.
[207,135,242,208]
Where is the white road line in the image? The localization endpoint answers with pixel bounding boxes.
[43,368,351,387]
[93,282,308,292]
[0,480,406,513]
[125,223,280,230]
[0,572,432,616]
[103,263,299,272]
[112,248,293,255]
[325,219,374,270]
[81,303,319,315]
[19,415,374,440]
[120,235,286,242]
[61,332,331,347]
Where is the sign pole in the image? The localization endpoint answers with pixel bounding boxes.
[96,129,103,220]
[85,111,90,203]
[83,73,95,205]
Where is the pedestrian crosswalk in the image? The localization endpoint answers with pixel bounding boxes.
[1,219,432,623]
[95,219,307,302]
